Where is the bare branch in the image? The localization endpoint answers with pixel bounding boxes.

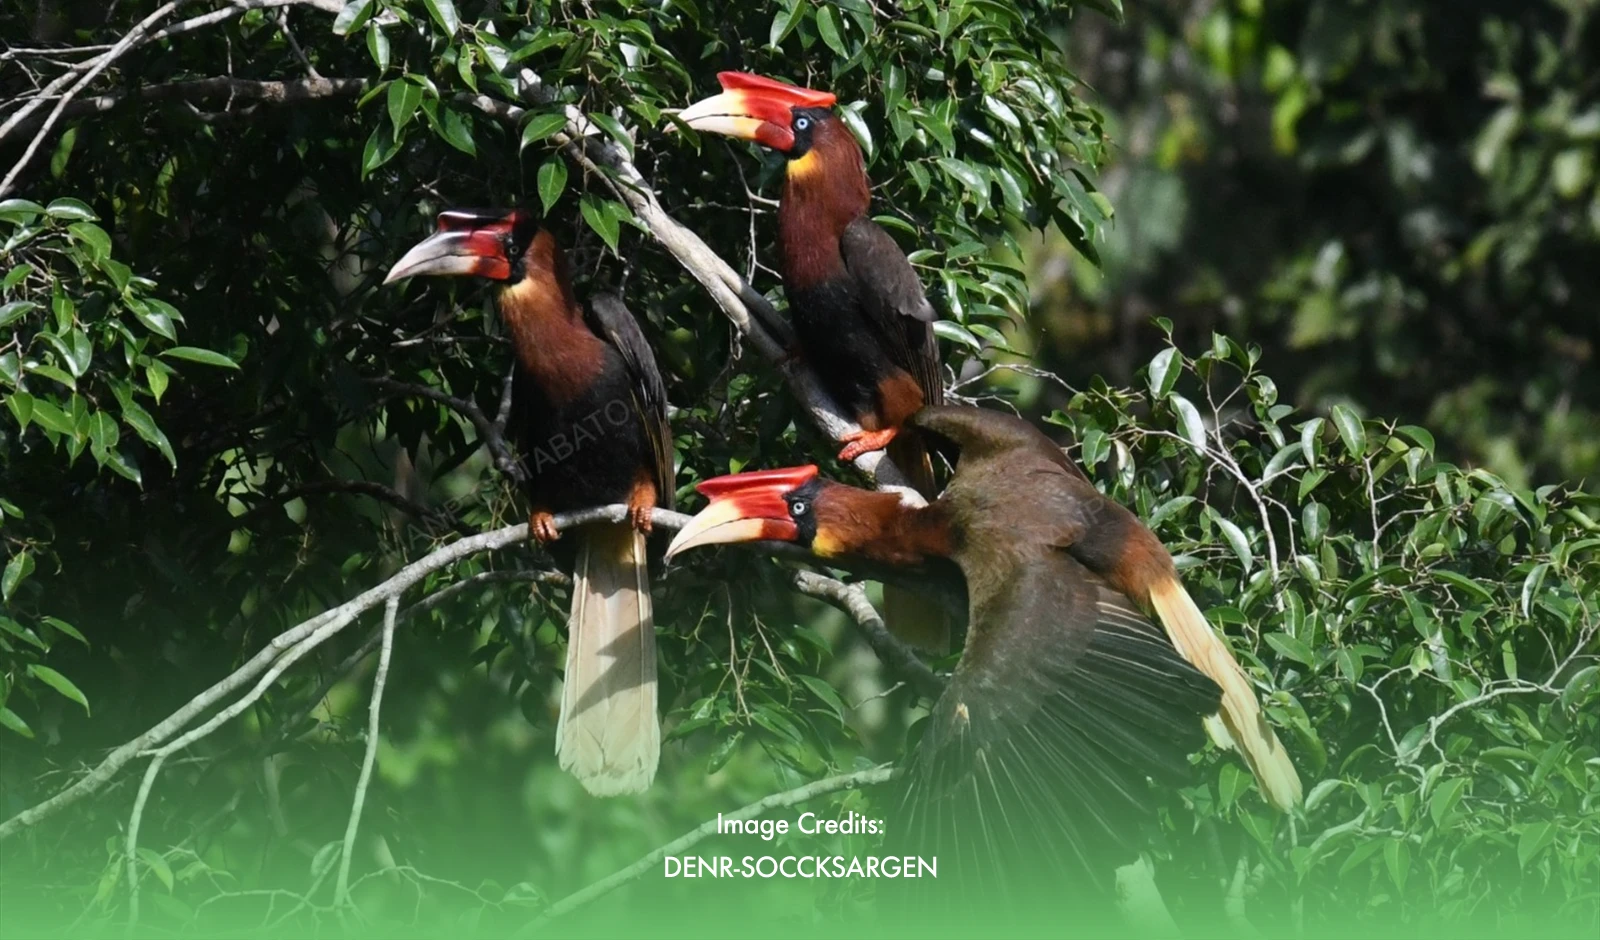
[791,570,944,700]
[0,504,939,843]
[124,753,168,933]
[5,76,367,134]
[367,376,527,484]
[335,595,398,907]
[0,1,190,196]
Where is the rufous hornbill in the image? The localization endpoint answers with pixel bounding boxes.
[676,71,949,651]
[666,407,1303,834]
[385,210,672,797]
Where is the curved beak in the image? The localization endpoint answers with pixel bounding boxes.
[675,71,836,153]
[665,465,820,560]
[384,209,519,284]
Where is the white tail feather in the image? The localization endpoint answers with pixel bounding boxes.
[1149,577,1303,811]
[555,523,659,796]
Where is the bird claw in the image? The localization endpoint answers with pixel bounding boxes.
[530,511,562,544]
[628,502,654,535]
[837,427,899,463]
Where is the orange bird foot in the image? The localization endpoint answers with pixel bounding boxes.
[529,511,562,544]
[628,502,654,535]
[837,427,900,463]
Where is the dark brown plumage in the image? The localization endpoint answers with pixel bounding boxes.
[679,71,949,652]
[386,211,671,796]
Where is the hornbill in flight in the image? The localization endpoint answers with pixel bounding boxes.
[676,71,949,651]
[386,210,672,796]
[666,408,1302,870]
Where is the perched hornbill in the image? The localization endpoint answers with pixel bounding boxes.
[667,408,1302,854]
[386,209,672,796]
[676,71,949,651]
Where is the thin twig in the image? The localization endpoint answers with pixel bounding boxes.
[335,595,398,906]
[123,752,167,934]
[1,1,188,195]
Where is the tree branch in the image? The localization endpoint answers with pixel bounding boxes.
[0,504,930,843]
[335,595,397,907]
[523,764,896,931]
[367,376,527,485]
[5,76,367,135]
[791,570,944,700]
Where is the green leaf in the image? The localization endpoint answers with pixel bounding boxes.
[0,199,46,224]
[7,391,33,429]
[1218,762,1249,810]
[66,222,110,260]
[0,616,47,651]
[0,300,37,328]
[160,347,239,369]
[769,1,803,47]
[522,113,567,151]
[1429,777,1468,827]
[1383,838,1409,892]
[1264,632,1314,667]
[1170,394,1207,453]
[932,320,982,351]
[41,617,88,647]
[332,0,375,36]
[27,397,74,434]
[138,847,174,892]
[815,6,848,57]
[45,198,96,221]
[1212,514,1254,573]
[366,23,390,71]
[579,194,620,254]
[537,159,568,214]
[121,402,176,469]
[1330,403,1366,456]
[797,675,846,722]
[1517,822,1554,867]
[0,707,33,739]
[387,81,423,138]
[27,664,90,716]
[3,550,33,601]
[421,0,460,36]
[1146,347,1179,401]
[936,157,987,195]
[1339,839,1383,876]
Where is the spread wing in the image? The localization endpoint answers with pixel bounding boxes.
[890,536,1220,914]
[584,293,675,510]
[840,217,944,406]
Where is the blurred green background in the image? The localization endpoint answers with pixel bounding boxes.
[0,1,1595,937]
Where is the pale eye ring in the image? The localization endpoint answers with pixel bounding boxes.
[794,116,811,131]
[790,500,809,517]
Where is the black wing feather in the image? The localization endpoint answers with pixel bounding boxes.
[583,293,674,510]
[840,217,944,406]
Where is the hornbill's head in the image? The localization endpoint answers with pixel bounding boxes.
[384,208,542,284]
[677,72,841,159]
[665,464,943,567]
[665,465,827,559]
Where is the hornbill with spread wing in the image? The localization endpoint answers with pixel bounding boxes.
[386,210,672,796]
[665,407,1301,878]
[676,71,950,651]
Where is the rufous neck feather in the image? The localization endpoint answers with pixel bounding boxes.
[813,486,951,565]
[778,119,871,289]
[496,231,605,402]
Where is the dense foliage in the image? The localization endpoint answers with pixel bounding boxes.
[1032,0,1599,489]
[0,1,1595,936]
